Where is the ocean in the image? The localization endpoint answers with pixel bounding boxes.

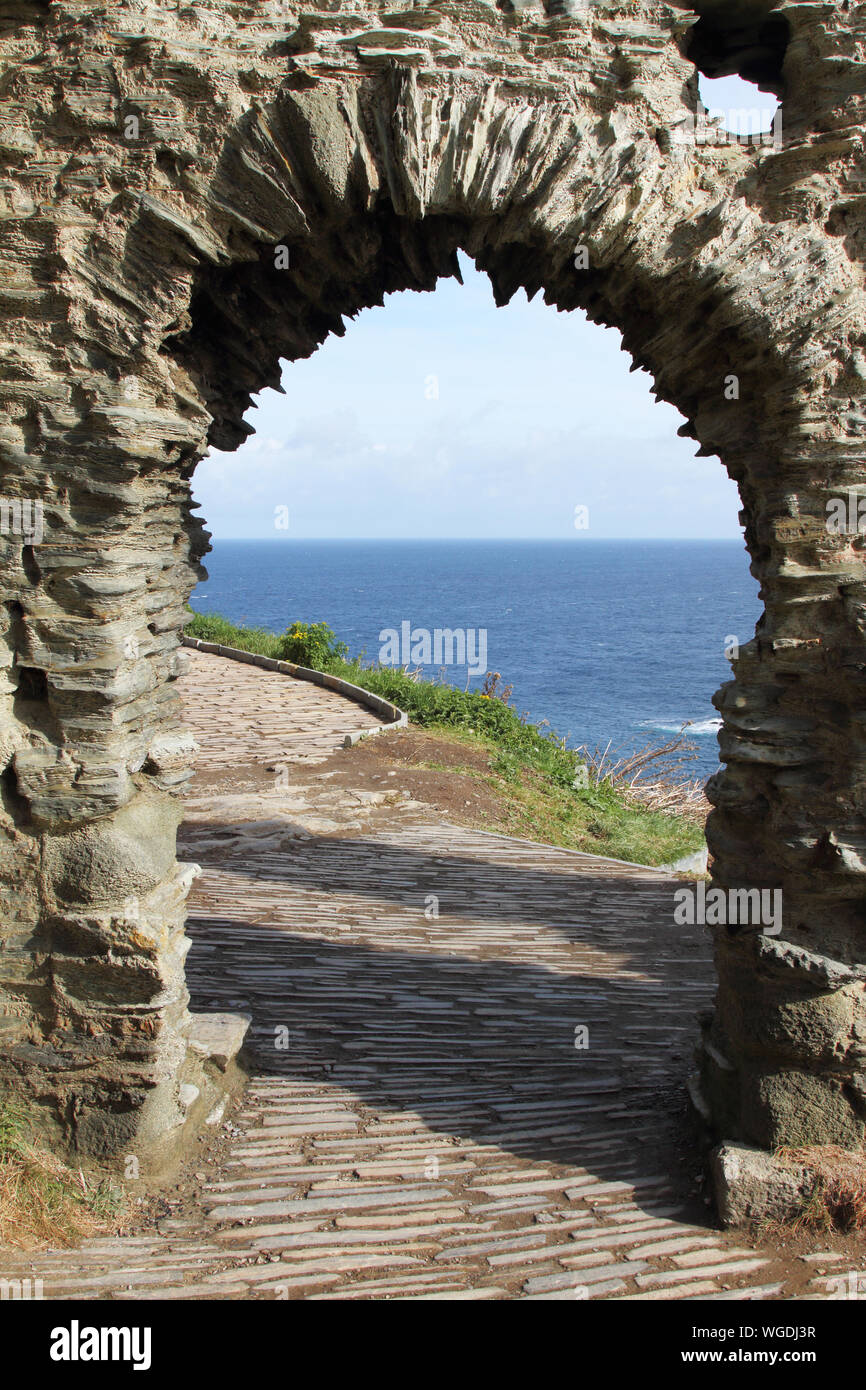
[189,539,762,783]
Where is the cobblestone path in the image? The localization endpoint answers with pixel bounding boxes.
[3,651,849,1300]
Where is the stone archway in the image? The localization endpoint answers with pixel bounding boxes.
[1,0,866,1186]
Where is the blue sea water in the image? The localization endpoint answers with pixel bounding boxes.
[189,539,762,782]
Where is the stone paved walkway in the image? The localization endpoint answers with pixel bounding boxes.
[3,651,851,1300]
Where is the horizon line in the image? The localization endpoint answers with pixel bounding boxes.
[208,534,747,543]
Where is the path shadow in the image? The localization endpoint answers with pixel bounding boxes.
[179,827,704,961]
[184,826,714,1223]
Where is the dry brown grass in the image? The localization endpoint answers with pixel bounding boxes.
[0,1100,123,1250]
[776,1144,866,1232]
[576,732,711,827]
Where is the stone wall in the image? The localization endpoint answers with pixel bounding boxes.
[1,0,865,1177]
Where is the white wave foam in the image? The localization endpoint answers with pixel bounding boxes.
[639,717,722,736]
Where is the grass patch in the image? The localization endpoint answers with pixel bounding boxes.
[183,610,283,658]
[0,1099,124,1250]
[778,1145,866,1233]
[403,727,702,863]
[185,609,705,866]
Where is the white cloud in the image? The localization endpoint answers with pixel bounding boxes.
[192,259,744,540]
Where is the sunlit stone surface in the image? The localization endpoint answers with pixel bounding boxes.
[0,0,865,1192]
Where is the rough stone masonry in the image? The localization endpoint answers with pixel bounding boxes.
[0,0,865,1200]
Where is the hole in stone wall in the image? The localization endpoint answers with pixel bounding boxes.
[188,254,762,784]
[22,544,40,586]
[686,10,789,97]
[697,72,780,142]
[0,763,28,824]
[684,6,787,144]
[16,666,48,702]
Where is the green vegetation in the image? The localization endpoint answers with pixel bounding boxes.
[184,608,705,866]
[183,609,284,657]
[184,610,346,667]
[386,724,703,866]
[278,620,348,668]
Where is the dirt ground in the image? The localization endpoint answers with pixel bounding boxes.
[186,725,508,829]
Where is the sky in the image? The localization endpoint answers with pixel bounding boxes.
[192,76,778,542]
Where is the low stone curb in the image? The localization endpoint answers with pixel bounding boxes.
[657,846,709,876]
[182,636,408,746]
